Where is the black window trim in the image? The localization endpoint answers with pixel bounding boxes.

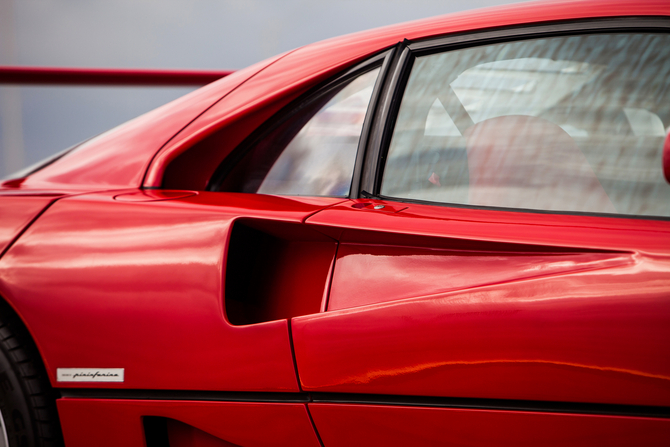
[362,16,670,221]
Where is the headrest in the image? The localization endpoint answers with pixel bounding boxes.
[465,115,616,214]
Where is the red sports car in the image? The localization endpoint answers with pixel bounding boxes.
[1,0,669,445]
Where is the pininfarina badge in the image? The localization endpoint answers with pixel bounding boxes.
[56,368,124,382]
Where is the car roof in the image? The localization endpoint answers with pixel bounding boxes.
[9,0,670,192]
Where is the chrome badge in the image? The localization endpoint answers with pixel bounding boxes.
[57,368,124,382]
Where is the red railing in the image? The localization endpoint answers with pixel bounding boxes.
[0,66,234,86]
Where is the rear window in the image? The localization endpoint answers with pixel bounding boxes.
[217,67,381,197]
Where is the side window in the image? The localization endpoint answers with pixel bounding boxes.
[217,67,381,197]
[381,33,670,218]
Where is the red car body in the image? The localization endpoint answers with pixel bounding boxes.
[1,0,669,445]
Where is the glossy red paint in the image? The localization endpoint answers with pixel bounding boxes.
[0,196,57,256]
[112,190,198,202]
[0,191,343,391]
[58,398,321,447]
[308,404,670,446]
[292,199,670,406]
[308,199,670,253]
[328,244,632,311]
[0,66,233,86]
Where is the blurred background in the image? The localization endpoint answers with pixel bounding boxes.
[0,0,528,177]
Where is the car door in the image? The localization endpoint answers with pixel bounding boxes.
[292,20,670,445]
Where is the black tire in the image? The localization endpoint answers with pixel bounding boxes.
[0,300,62,447]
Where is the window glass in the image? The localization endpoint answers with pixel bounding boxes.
[219,67,380,197]
[381,33,670,217]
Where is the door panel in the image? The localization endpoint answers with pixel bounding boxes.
[0,190,343,391]
[293,200,670,407]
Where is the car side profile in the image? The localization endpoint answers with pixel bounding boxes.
[0,0,669,445]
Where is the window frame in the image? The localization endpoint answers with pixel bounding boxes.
[206,47,396,195]
[361,17,670,221]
